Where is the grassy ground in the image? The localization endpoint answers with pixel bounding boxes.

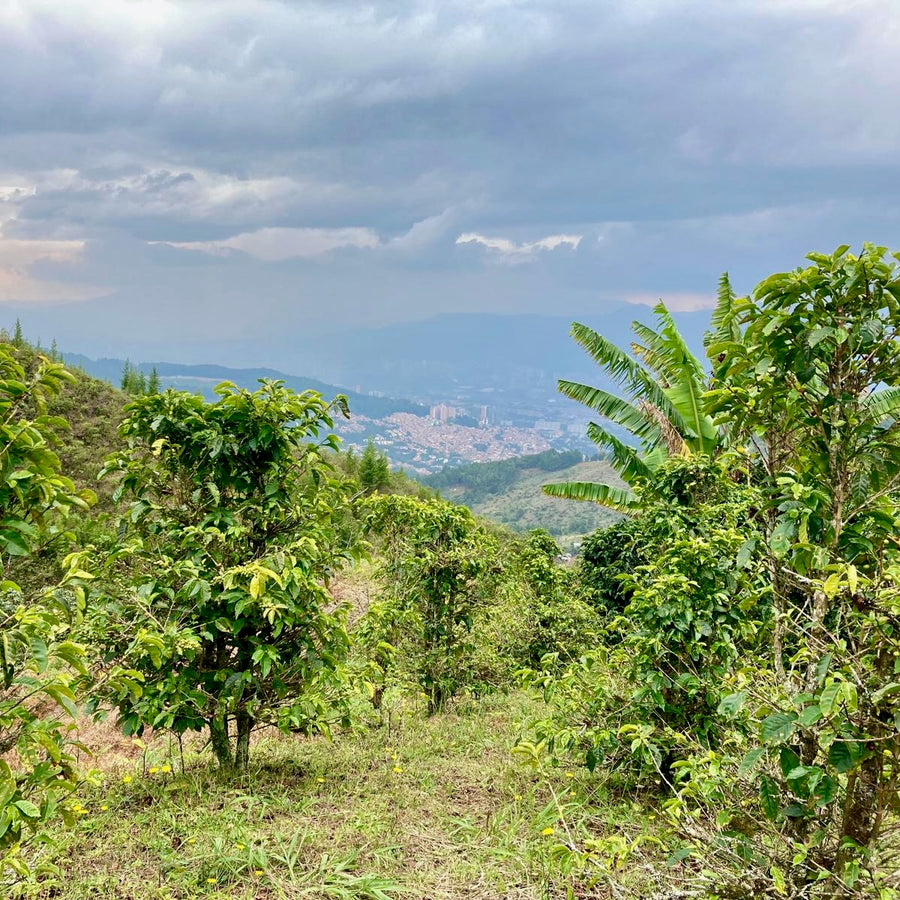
[17,691,650,900]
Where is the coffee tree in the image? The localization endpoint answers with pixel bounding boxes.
[0,345,94,874]
[99,381,360,773]
[364,496,494,713]
[688,244,900,896]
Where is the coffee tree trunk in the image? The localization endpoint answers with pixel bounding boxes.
[209,712,254,773]
[209,715,233,770]
[234,710,253,773]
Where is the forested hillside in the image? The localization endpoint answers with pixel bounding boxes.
[424,451,622,546]
[5,246,900,900]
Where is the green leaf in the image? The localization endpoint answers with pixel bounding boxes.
[761,712,797,744]
[14,800,41,818]
[815,775,839,807]
[739,747,765,776]
[735,537,756,569]
[797,705,822,727]
[779,747,801,779]
[759,775,780,820]
[542,481,636,510]
[819,681,842,716]
[871,682,900,706]
[717,691,747,718]
[828,740,862,774]
[769,521,794,558]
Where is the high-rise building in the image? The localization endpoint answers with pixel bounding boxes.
[429,403,458,423]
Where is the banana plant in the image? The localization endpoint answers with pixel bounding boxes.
[544,288,730,510]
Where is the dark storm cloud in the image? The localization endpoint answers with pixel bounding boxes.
[1,0,899,360]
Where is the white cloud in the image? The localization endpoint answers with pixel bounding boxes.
[162,226,380,261]
[455,231,582,262]
[624,291,716,312]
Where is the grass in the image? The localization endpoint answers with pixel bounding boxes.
[15,691,651,900]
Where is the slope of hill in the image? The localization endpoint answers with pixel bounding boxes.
[3,347,129,513]
[425,452,623,548]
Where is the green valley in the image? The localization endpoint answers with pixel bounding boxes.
[424,451,623,548]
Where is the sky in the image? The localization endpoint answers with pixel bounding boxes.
[2,0,900,362]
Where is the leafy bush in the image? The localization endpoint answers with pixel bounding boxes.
[578,517,646,614]
[524,457,767,784]
[469,530,599,688]
[0,345,96,876]
[363,495,497,713]
[96,381,361,772]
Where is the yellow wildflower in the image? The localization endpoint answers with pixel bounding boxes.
[235,843,245,851]
[161,765,171,773]
[148,766,159,775]
[542,827,554,835]
[100,804,109,811]
[122,775,133,784]
[514,794,522,801]
[565,772,574,779]
[392,766,403,774]
[316,777,325,784]
[254,870,264,876]
[187,837,196,845]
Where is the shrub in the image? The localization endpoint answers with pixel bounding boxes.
[97,381,361,773]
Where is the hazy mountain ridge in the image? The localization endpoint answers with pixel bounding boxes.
[61,353,427,421]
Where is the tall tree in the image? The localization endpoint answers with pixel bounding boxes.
[543,300,722,510]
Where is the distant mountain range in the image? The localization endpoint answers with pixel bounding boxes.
[14,308,711,407]
[17,307,714,471]
[284,309,711,401]
[61,354,427,421]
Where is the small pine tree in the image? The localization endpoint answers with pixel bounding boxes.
[147,367,160,394]
[50,339,59,362]
[345,446,358,478]
[12,319,23,348]
[375,450,390,490]
[120,361,133,392]
[359,440,391,494]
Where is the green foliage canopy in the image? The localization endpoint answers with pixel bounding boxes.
[364,495,494,714]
